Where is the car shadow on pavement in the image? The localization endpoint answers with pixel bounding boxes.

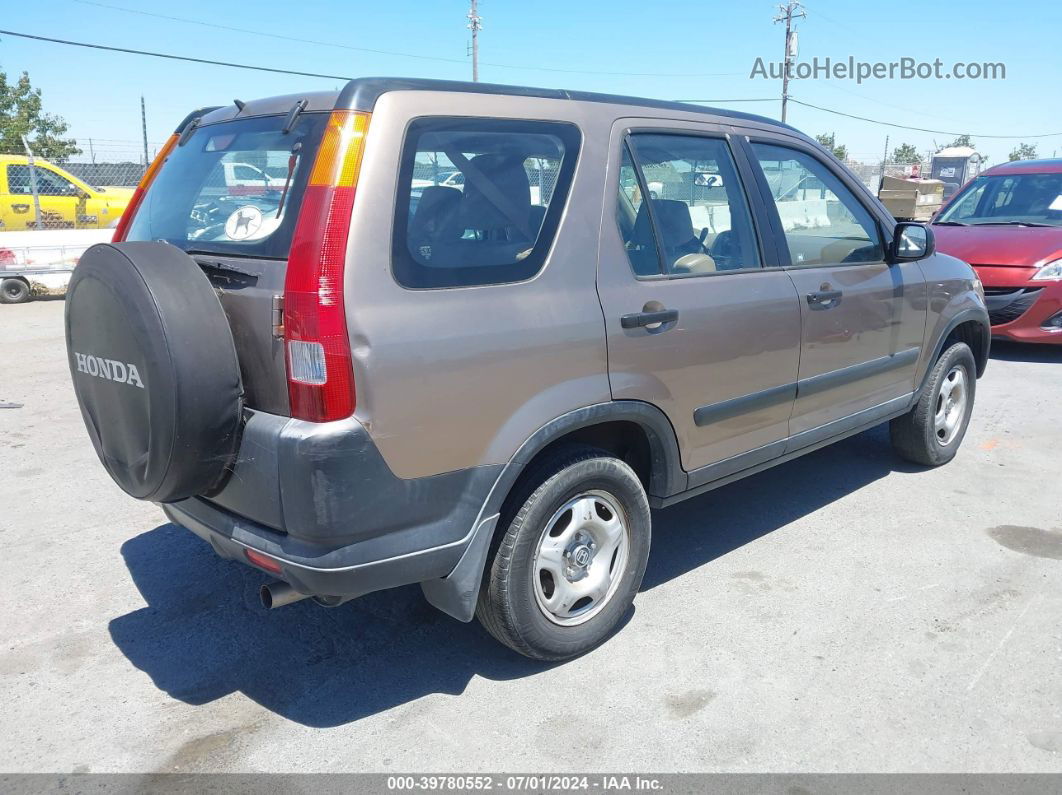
[642,424,911,589]
[109,424,912,728]
[989,340,1062,363]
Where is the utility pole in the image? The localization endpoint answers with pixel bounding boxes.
[20,135,43,230]
[773,2,805,123]
[140,95,150,167]
[467,0,482,82]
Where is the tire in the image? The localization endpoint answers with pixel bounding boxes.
[476,445,651,661]
[890,341,977,466]
[0,278,31,304]
[65,242,243,502]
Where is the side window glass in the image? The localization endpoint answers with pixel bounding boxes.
[6,165,78,196]
[393,118,581,289]
[752,142,884,266]
[34,167,78,197]
[620,134,761,276]
[615,146,661,276]
[7,165,32,194]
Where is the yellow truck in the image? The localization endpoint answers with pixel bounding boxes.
[0,155,134,230]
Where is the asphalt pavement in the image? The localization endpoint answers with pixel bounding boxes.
[1,299,1060,773]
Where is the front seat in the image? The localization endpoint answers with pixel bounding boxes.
[458,154,533,240]
[631,199,712,272]
[445,153,538,268]
[409,186,463,244]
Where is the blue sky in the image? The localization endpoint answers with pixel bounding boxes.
[2,0,1060,165]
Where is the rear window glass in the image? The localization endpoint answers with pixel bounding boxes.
[125,113,328,258]
[393,118,581,289]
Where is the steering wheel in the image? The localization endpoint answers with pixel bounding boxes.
[709,230,739,269]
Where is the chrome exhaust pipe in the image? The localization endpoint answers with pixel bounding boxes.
[260,581,309,609]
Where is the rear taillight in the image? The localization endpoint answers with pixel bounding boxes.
[284,111,370,422]
[112,132,179,242]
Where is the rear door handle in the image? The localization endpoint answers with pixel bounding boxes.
[807,289,843,310]
[620,308,679,329]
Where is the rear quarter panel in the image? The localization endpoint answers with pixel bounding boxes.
[343,91,614,479]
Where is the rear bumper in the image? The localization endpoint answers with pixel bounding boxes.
[985,280,1062,344]
[162,497,471,600]
[162,409,502,600]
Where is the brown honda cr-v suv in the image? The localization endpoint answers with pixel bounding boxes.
[65,78,989,660]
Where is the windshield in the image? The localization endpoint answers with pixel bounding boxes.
[125,112,328,258]
[936,172,1062,227]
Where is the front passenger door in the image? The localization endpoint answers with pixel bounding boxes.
[747,141,928,445]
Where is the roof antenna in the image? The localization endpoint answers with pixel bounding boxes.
[233,99,246,111]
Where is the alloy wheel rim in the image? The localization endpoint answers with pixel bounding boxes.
[532,490,630,626]
[934,365,967,446]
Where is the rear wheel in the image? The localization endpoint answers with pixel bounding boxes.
[476,445,651,661]
[890,341,976,466]
[0,278,30,304]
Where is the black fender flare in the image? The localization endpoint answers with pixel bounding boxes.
[917,308,990,400]
[421,400,685,621]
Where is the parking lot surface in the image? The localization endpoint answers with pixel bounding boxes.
[1,299,1060,773]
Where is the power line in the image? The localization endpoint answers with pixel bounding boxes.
[672,98,777,103]
[788,98,1062,139]
[0,29,354,80]
[11,25,1055,142]
[70,1,744,79]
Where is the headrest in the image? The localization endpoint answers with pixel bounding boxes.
[458,154,532,236]
[409,185,462,240]
[632,199,695,250]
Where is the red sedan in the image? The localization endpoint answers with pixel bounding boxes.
[932,158,1062,344]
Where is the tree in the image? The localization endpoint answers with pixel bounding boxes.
[815,132,847,161]
[891,143,922,164]
[0,70,80,160]
[1008,142,1038,161]
[947,134,974,149]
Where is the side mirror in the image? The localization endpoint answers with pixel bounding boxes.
[890,222,934,262]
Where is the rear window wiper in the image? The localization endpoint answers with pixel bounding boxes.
[281,99,308,134]
[275,141,302,218]
[187,252,263,278]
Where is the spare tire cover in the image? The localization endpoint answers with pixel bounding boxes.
[66,242,243,502]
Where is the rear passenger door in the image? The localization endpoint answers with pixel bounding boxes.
[597,120,802,483]
[743,138,928,444]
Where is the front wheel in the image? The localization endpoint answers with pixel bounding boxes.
[476,446,651,661]
[890,341,977,466]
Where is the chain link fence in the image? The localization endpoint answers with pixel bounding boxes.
[846,160,933,195]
